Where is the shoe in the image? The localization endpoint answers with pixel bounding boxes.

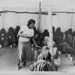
[18,59,23,70]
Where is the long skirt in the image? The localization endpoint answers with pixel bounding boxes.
[18,41,34,63]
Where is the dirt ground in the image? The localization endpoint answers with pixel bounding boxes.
[0,47,75,74]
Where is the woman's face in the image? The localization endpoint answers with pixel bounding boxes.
[29,23,35,29]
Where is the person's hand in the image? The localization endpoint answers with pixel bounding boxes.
[35,44,41,48]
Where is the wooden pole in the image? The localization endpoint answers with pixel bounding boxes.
[38,2,41,32]
[71,8,73,29]
[48,7,53,57]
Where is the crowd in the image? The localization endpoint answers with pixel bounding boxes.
[28,26,75,71]
[0,26,20,48]
[0,24,75,71]
[31,26,75,55]
[53,26,75,55]
[28,27,61,71]
[0,26,49,48]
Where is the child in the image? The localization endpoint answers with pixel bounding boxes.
[53,53,61,71]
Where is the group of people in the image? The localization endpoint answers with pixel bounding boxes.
[0,26,20,48]
[17,19,75,71]
[53,26,75,55]
[0,18,74,71]
[17,19,61,71]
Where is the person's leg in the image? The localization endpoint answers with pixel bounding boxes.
[18,44,23,62]
[18,41,23,69]
[22,42,33,66]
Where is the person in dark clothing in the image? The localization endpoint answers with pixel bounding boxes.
[43,29,49,37]
[56,27,61,36]
[53,27,61,44]
[0,28,8,47]
[15,26,20,46]
[8,27,16,47]
[15,26,20,36]
[68,28,73,35]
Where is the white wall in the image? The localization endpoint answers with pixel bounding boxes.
[1,11,48,32]
[52,9,75,32]
[2,8,48,32]
[0,0,48,32]
[52,13,71,32]
[0,0,75,32]
[51,0,75,32]
[0,0,50,32]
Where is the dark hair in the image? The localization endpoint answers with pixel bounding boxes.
[27,19,35,27]
[56,27,61,34]
[68,28,73,35]
[1,28,6,33]
[43,29,49,37]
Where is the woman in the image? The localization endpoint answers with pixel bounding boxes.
[0,28,8,47]
[29,50,56,71]
[8,27,16,47]
[18,19,36,69]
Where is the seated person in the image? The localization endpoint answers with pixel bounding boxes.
[8,27,16,47]
[53,53,61,71]
[0,28,8,47]
[29,49,56,71]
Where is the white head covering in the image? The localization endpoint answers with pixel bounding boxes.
[44,36,50,47]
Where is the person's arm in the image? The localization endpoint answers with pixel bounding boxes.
[32,36,37,45]
[32,36,41,48]
[18,29,34,38]
[30,29,39,46]
[18,33,32,38]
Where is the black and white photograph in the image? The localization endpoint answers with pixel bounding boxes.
[0,0,75,75]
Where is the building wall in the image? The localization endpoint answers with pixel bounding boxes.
[0,7,48,33]
[0,0,75,32]
[0,0,50,32]
[51,0,75,32]
[52,11,75,32]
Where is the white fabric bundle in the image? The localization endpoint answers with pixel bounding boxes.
[54,57,61,66]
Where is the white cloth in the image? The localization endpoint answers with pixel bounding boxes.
[53,47,58,56]
[38,50,49,60]
[54,57,61,66]
[44,36,50,47]
[18,25,34,42]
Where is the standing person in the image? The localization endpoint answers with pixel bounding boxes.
[18,19,36,69]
